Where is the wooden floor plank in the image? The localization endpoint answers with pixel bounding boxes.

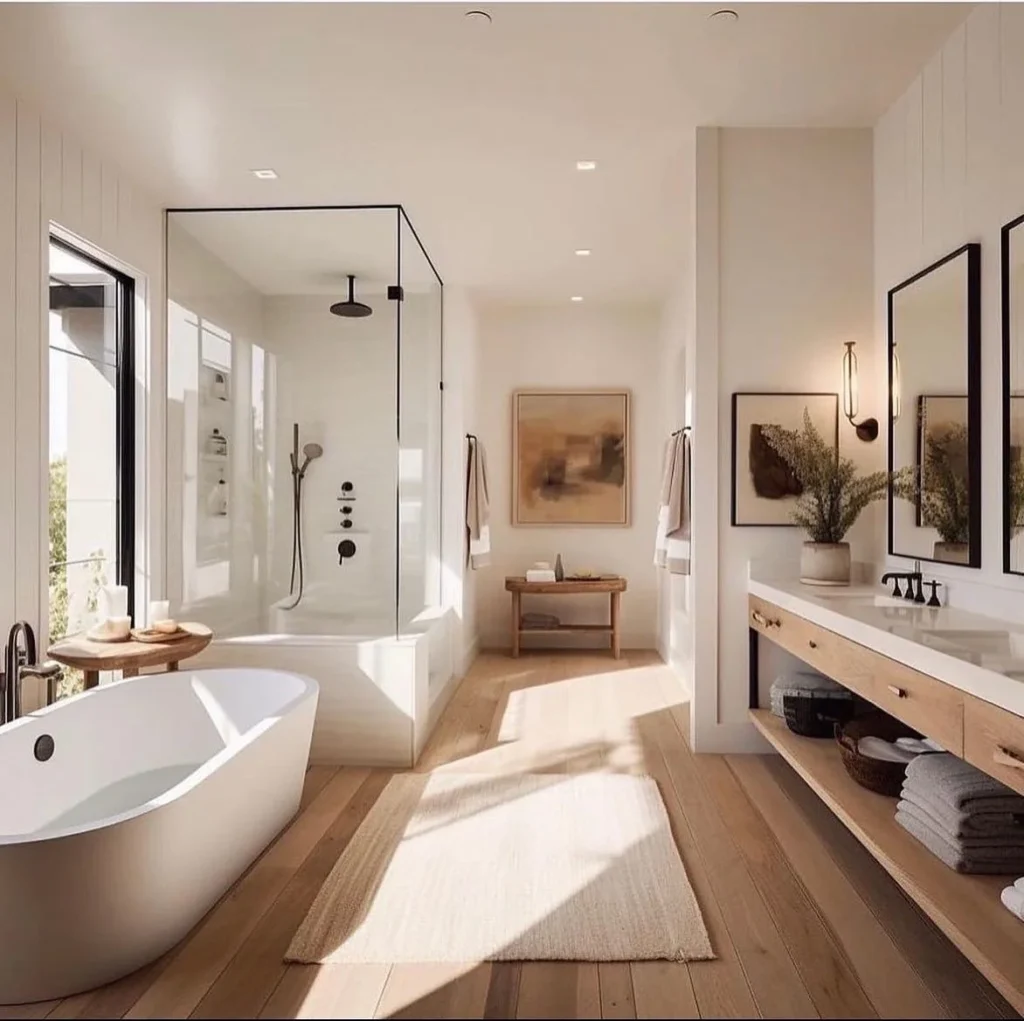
[189,771,393,1019]
[258,963,390,1019]
[298,766,338,811]
[516,963,596,1020]
[629,963,698,1020]
[598,963,635,1019]
[482,963,522,1019]
[638,708,818,1019]
[730,753,948,1019]
[697,753,876,1019]
[374,963,491,1019]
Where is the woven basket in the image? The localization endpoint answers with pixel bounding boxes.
[835,712,921,797]
[782,691,854,738]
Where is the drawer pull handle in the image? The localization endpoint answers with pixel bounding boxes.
[751,610,781,629]
[994,746,1024,771]
[808,640,818,649]
[887,685,907,699]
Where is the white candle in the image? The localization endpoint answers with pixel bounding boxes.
[101,585,129,621]
[149,600,170,627]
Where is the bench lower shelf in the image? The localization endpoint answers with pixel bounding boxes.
[518,624,613,634]
[750,708,1024,1014]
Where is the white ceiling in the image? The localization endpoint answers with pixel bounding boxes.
[0,2,969,304]
[170,207,440,296]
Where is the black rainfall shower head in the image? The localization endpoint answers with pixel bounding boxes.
[330,275,373,318]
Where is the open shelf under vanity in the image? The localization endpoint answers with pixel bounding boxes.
[748,576,1024,1013]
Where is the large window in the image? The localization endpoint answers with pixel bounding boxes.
[48,238,134,691]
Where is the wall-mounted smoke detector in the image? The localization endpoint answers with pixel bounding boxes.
[464,10,492,24]
[251,169,278,180]
[708,9,739,23]
[576,160,597,172]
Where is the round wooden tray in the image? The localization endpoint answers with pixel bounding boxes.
[130,627,193,644]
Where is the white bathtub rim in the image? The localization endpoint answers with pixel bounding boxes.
[0,668,318,847]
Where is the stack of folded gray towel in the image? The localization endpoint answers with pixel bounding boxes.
[897,753,1024,874]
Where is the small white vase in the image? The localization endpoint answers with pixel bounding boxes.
[800,542,851,586]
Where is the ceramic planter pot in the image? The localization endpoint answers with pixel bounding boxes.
[800,542,851,586]
[933,541,969,565]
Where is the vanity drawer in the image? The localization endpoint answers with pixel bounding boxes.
[749,595,964,753]
[749,596,874,701]
[964,696,1024,798]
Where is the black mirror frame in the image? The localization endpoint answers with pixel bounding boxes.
[887,242,982,568]
[1003,214,1024,575]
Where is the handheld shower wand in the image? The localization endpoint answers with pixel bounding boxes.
[282,426,323,611]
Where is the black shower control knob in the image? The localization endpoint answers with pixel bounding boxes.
[341,505,353,515]
[341,481,353,492]
[337,539,357,564]
[341,519,353,529]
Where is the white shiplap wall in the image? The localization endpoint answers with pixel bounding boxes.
[0,84,164,646]
[874,4,1024,604]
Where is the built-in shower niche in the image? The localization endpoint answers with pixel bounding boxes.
[197,336,232,565]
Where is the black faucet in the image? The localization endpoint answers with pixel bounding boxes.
[881,571,907,597]
[926,580,943,608]
[1,623,62,724]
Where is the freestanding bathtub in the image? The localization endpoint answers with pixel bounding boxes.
[0,667,318,1004]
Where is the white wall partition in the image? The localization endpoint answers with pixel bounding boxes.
[874,4,1024,611]
[0,84,164,664]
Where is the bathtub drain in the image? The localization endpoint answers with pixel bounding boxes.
[34,734,54,762]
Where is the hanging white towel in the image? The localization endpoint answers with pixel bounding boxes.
[466,436,491,570]
[655,430,691,576]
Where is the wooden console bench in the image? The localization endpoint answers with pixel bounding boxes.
[748,593,1024,1013]
[504,577,626,659]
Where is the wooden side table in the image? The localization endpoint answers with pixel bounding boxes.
[48,623,213,690]
[504,577,627,659]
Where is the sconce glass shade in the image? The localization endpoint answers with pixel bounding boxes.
[843,341,859,420]
[892,345,902,422]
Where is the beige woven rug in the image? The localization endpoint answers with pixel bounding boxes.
[286,771,714,964]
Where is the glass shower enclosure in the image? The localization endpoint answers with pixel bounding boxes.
[165,206,443,640]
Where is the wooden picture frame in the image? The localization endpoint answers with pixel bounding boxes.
[512,389,630,526]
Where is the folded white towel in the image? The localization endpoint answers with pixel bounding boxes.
[1014,876,1024,894]
[858,737,918,764]
[1002,884,1024,921]
[525,570,557,584]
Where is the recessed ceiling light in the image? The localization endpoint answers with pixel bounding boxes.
[575,249,591,257]
[465,9,492,24]
[251,169,278,180]
[571,295,584,303]
[708,9,739,22]
[576,160,597,171]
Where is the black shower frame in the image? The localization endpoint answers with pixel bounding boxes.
[163,204,445,635]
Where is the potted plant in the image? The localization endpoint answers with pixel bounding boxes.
[760,410,895,585]
[1009,451,1024,543]
[892,425,970,564]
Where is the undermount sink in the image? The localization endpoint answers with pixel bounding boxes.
[812,592,913,609]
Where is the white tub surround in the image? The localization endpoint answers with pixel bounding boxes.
[748,567,1024,1013]
[749,571,1024,718]
[0,668,317,1004]
[193,605,455,766]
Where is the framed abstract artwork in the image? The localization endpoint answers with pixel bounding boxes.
[512,389,630,526]
[731,392,839,527]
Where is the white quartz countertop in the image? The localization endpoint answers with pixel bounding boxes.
[749,571,1024,718]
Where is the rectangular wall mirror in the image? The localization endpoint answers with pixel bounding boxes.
[888,243,981,567]
[1004,215,1024,574]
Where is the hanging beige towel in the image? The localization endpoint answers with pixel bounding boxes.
[654,436,674,568]
[466,437,491,570]
[658,430,691,576]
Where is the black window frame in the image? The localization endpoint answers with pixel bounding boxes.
[48,235,136,622]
